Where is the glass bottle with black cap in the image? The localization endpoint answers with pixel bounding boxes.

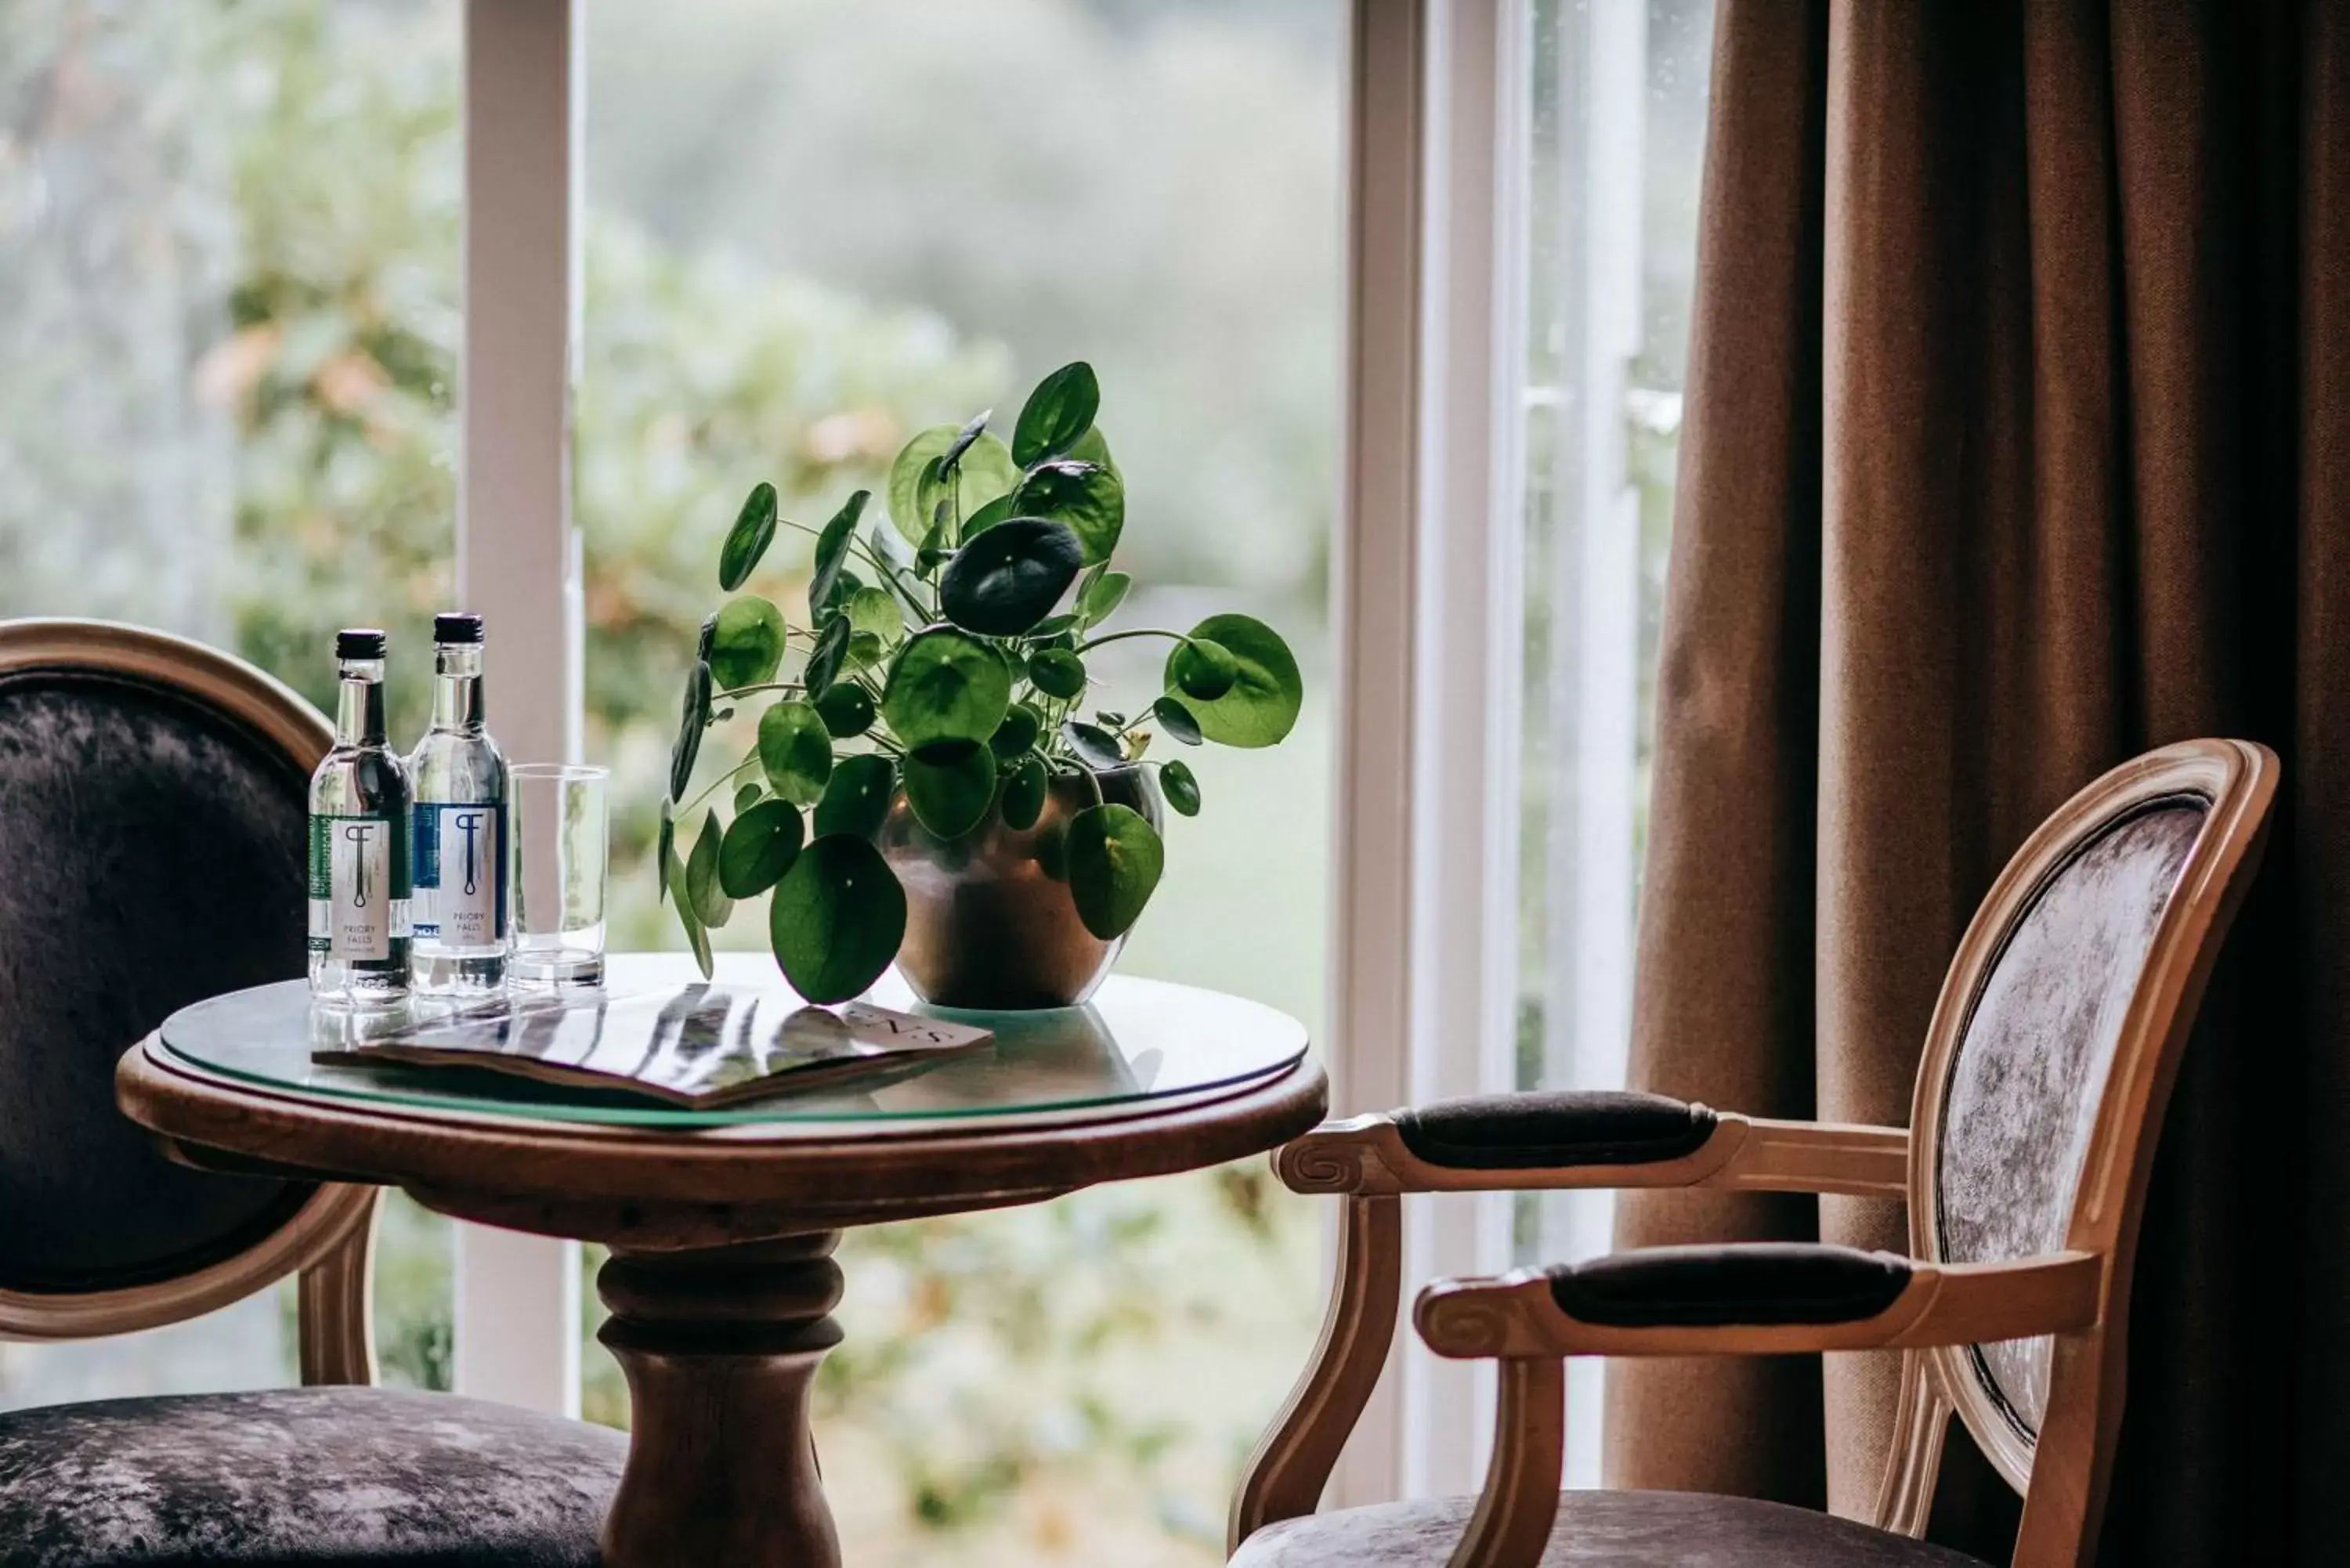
[408,611,509,998]
[307,628,413,1006]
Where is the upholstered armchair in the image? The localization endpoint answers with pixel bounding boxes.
[1230,739,2276,1568]
[0,621,625,1566]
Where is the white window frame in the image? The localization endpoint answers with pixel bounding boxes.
[1325,0,1526,1506]
[452,0,583,1418]
[1328,0,1654,1504]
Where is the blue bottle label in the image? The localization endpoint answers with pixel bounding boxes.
[413,802,507,949]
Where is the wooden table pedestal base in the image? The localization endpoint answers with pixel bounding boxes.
[595,1233,846,1568]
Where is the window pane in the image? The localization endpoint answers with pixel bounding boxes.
[1512,0,1716,1483]
[0,0,456,1405]
[579,1,1341,1557]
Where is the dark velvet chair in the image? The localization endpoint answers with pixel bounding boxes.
[0,620,624,1567]
[1229,739,2276,1568]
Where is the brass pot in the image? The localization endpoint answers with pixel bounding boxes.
[878,765,1160,1010]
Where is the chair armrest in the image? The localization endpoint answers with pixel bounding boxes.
[1401,1248,2102,1568]
[1545,1241,1914,1328]
[1415,1243,2103,1360]
[1275,1093,1909,1198]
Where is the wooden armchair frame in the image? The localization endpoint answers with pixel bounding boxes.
[0,619,381,1386]
[1233,739,2276,1568]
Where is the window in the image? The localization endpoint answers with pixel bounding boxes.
[574,0,1343,1555]
[0,0,458,1409]
[1513,0,1715,1487]
[4,0,1715,1543]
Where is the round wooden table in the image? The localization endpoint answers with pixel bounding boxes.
[115,953,1325,1568]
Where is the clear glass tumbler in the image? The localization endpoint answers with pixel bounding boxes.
[511,763,609,988]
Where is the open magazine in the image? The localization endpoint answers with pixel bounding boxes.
[310,984,993,1108]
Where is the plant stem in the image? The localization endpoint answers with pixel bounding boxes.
[679,750,761,814]
[1073,627,1188,656]
[716,681,807,699]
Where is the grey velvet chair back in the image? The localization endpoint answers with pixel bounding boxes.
[1895,739,2274,1546]
[1931,798,2204,1440]
[0,620,361,1338]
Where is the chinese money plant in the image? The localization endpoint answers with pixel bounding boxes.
[661,362,1303,1003]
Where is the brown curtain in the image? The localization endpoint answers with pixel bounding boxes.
[1607,1,2350,1562]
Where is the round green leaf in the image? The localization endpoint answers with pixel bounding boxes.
[942,408,992,468]
[758,700,835,806]
[1064,720,1126,771]
[719,481,778,591]
[1028,648,1086,700]
[901,739,998,838]
[1001,753,1048,830]
[1010,460,1123,565]
[815,753,896,839]
[1160,760,1202,817]
[938,518,1084,637]
[882,628,1011,746]
[1065,803,1163,940]
[733,782,766,813]
[888,425,1019,544]
[1013,361,1100,466]
[719,798,804,898]
[869,519,913,576]
[656,798,677,900]
[688,811,734,927]
[1076,569,1131,627]
[1152,695,1203,746]
[1068,425,1117,476]
[914,454,956,544]
[820,568,865,615]
[845,631,886,671]
[708,595,786,692]
[815,681,876,738]
[963,493,1018,538]
[768,834,907,1004]
[991,701,1043,759]
[1170,636,1238,701]
[844,584,902,641]
[1165,615,1302,748]
[668,834,711,981]
[805,489,870,623]
[916,511,953,569]
[670,661,712,800]
[801,612,851,700]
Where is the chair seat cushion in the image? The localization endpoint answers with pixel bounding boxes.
[1231,1490,1990,1567]
[0,1386,627,1567]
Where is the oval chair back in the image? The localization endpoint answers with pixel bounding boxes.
[0,619,375,1377]
[1886,738,2275,1562]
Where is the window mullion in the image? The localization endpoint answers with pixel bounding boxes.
[453,0,584,1418]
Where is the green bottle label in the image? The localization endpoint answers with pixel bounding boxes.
[308,814,412,960]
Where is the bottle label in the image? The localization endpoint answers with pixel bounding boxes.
[413,801,507,950]
[308,815,411,961]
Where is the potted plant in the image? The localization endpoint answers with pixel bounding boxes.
[660,361,1303,1009]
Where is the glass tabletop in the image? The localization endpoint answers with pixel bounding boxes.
[156,952,1311,1129]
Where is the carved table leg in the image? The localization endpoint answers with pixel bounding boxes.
[596,1233,845,1568]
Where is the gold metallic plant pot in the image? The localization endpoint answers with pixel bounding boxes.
[878,765,1160,1010]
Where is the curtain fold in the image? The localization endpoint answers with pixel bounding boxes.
[1607,2,2348,1560]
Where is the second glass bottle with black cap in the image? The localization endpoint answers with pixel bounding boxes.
[408,612,511,997]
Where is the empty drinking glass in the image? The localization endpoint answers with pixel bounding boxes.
[511,764,609,988]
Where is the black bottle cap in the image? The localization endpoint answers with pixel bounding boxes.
[433,612,486,645]
[335,628,388,660]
